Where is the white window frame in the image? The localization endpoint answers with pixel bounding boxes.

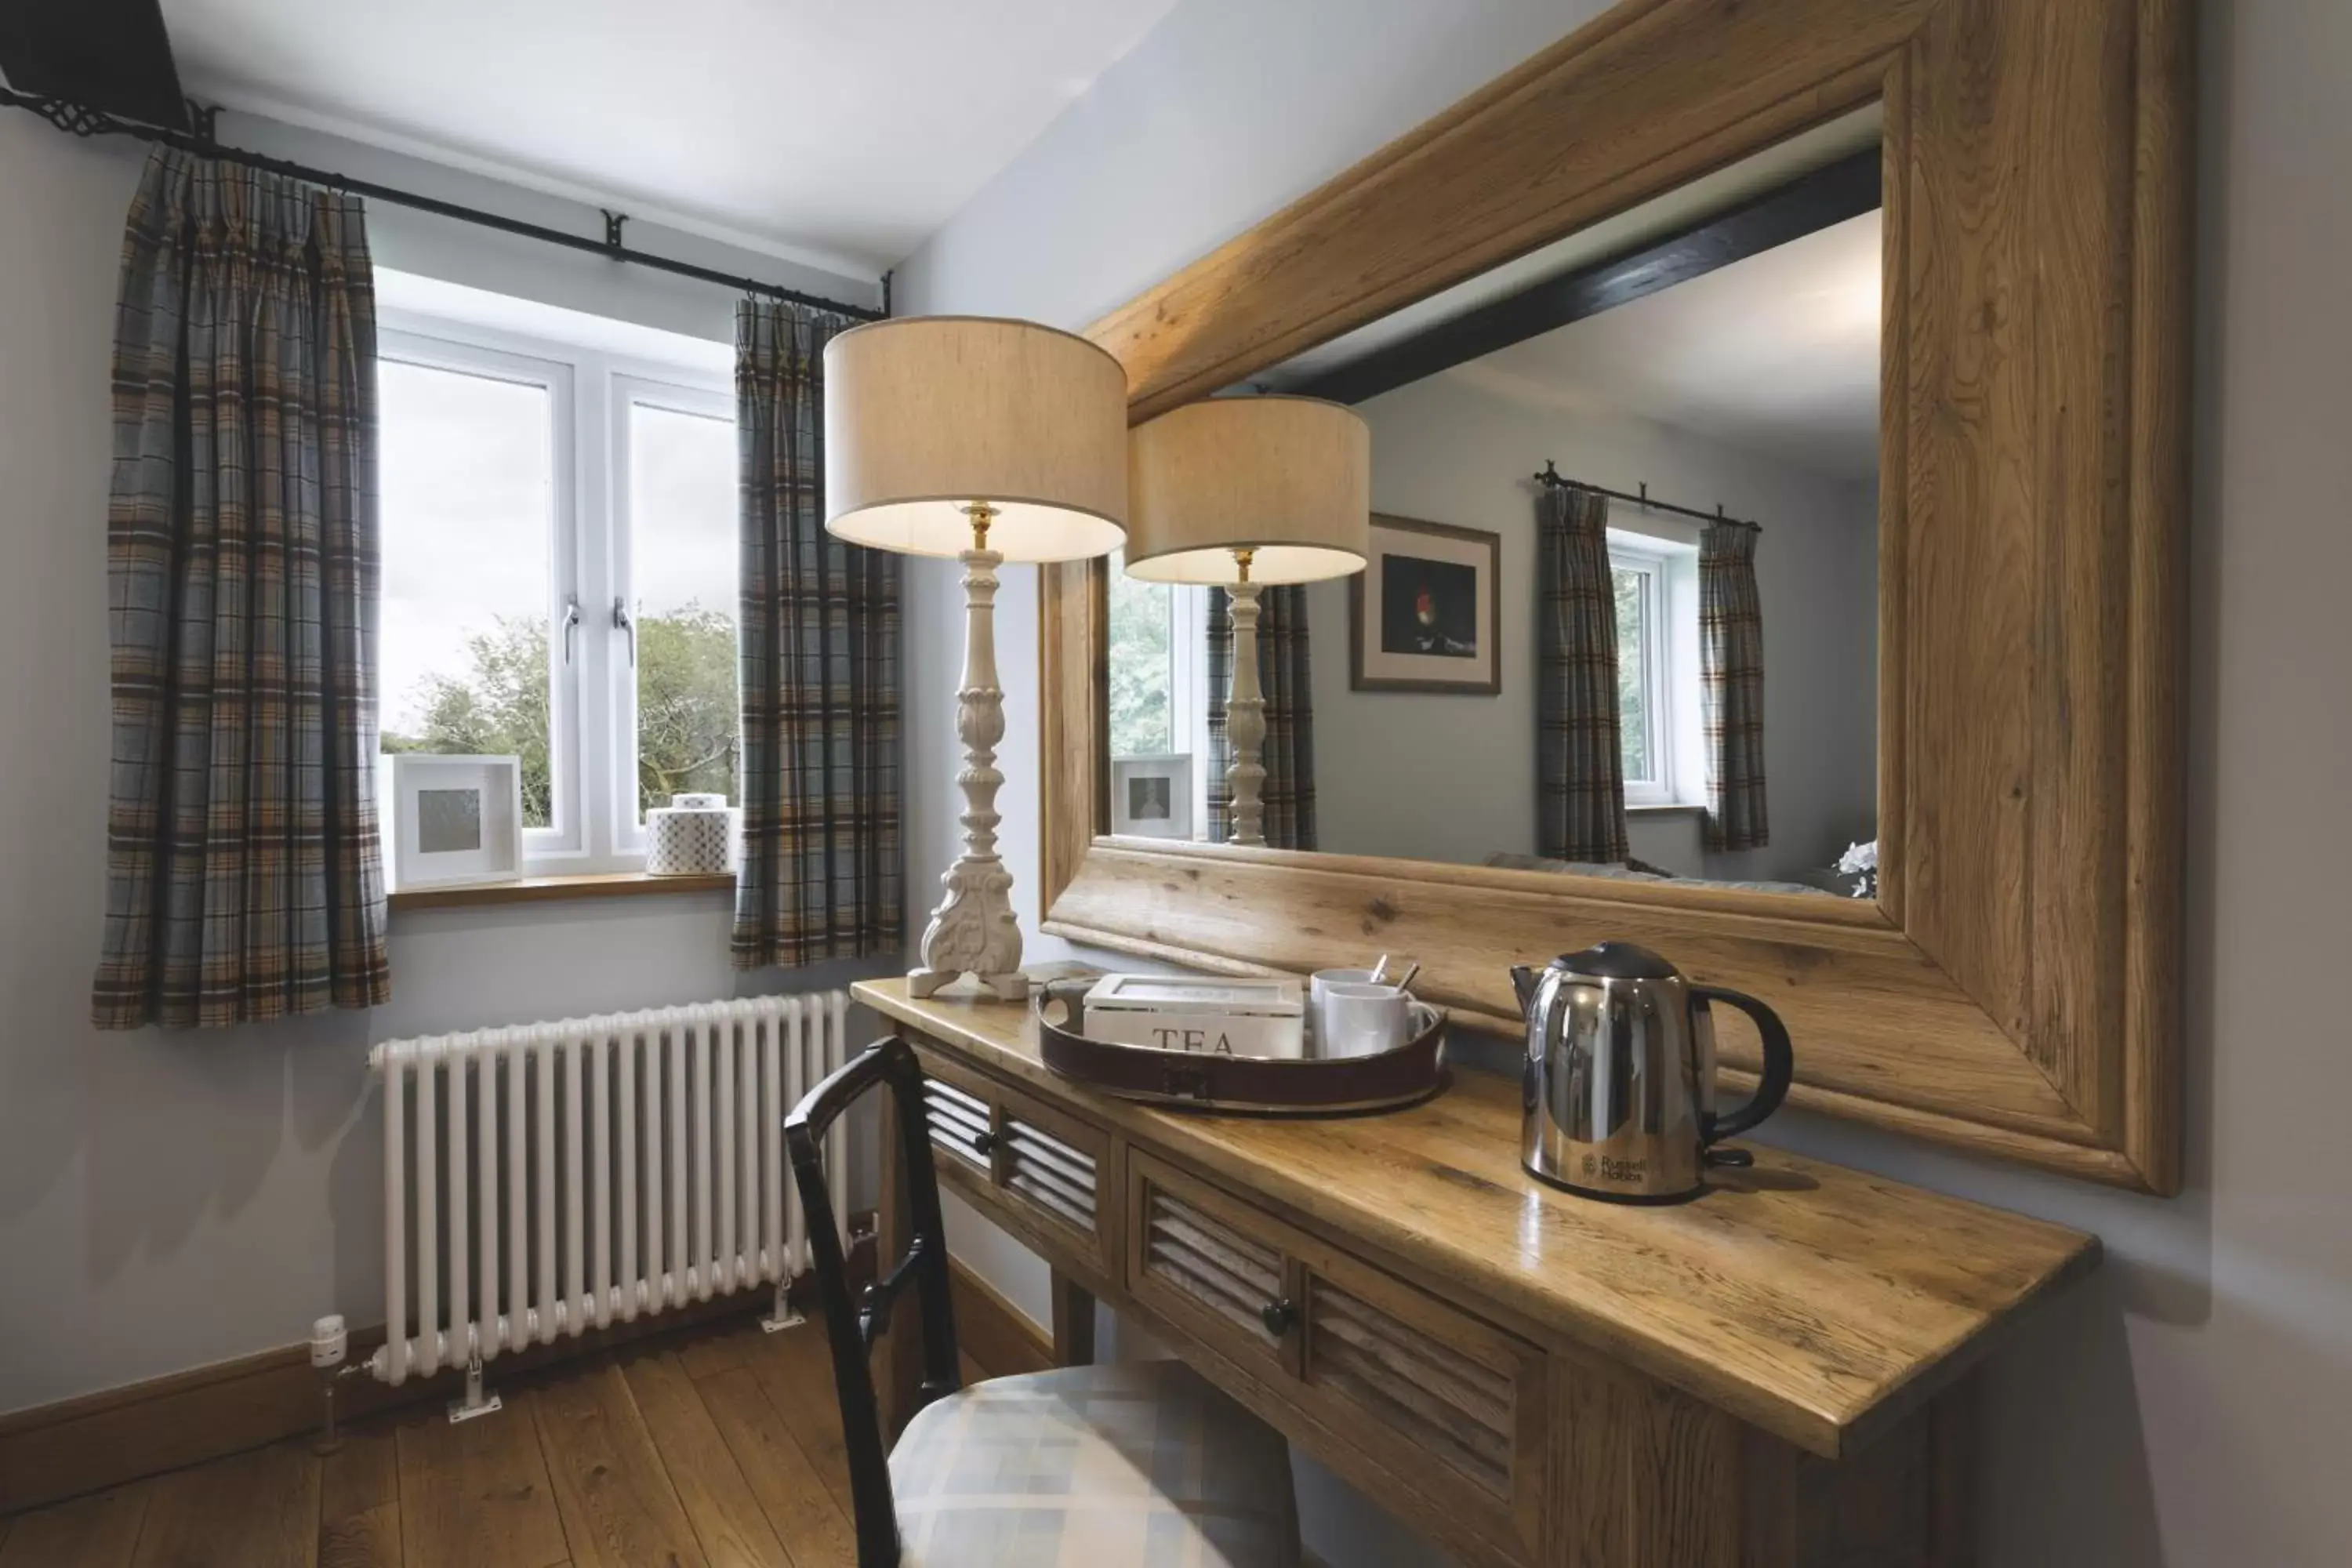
[378,309,732,876]
[1172,583,1214,823]
[1608,538,1678,807]
[378,327,584,863]
[608,373,740,858]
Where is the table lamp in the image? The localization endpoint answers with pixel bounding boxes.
[1124,396,1370,848]
[826,316,1128,1000]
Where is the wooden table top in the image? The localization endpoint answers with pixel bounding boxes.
[854,978,2097,1460]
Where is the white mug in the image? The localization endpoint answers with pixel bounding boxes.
[1318,981,1412,1059]
[1309,969,1374,1052]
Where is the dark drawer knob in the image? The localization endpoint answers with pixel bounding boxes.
[1258,1298,1296,1338]
[971,1129,996,1156]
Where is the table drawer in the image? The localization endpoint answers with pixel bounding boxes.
[909,1042,1112,1283]
[1123,1149,1545,1560]
[920,1071,994,1178]
[1301,1247,1546,1554]
[997,1082,1109,1255]
[1127,1152,1299,1377]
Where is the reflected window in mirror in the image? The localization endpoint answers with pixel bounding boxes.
[1108,548,1213,837]
[1610,535,1681,807]
[1108,107,1884,894]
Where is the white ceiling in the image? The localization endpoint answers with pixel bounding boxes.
[160,0,1183,275]
[1461,211,1882,483]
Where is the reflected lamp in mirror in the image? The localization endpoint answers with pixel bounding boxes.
[1126,397,1370,847]
[825,315,1128,1000]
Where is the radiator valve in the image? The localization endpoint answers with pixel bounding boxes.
[310,1315,348,1454]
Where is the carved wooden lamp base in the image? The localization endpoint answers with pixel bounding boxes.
[907,830,1025,1003]
[908,521,1029,1004]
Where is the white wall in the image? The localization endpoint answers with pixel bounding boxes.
[892,0,2352,1562]
[1307,369,1878,880]
[0,111,890,1415]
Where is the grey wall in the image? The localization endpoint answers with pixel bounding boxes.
[892,0,2352,1562]
[0,111,888,1415]
[1308,369,1878,880]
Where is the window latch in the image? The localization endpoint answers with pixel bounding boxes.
[561,597,583,665]
[612,598,636,667]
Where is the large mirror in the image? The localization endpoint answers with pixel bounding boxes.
[1044,0,2187,1194]
[1104,113,1883,899]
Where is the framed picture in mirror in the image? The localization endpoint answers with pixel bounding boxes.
[1111,753,1194,840]
[1349,514,1501,694]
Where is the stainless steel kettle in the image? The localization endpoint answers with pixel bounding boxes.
[1511,941,1793,1203]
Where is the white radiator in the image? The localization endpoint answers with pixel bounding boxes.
[361,992,853,1394]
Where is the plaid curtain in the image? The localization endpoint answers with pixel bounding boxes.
[732,300,902,969]
[92,150,387,1030]
[1700,521,1769,851]
[1206,586,1316,849]
[1536,484,1630,862]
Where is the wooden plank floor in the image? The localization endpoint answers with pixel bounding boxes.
[0,1312,967,1568]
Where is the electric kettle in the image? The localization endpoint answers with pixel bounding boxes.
[1511,941,1793,1203]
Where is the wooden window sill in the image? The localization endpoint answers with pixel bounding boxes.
[1626,802,1706,817]
[387,871,735,913]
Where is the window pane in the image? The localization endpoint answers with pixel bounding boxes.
[629,401,741,820]
[378,360,557,827]
[1613,565,1652,782]
[1107,550,1174,757]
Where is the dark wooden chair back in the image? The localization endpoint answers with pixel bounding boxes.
[786,1035,961,1568]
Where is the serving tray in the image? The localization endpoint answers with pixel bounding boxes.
[1033,980,1448,1115]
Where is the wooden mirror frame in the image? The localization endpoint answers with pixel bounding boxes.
[1039,0,2190,1192]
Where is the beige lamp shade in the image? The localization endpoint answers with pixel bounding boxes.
[1123,395,1370,585]
[822,315,1129,563]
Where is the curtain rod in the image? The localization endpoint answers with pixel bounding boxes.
[0,89,889,322]
[1530,459,1762,532]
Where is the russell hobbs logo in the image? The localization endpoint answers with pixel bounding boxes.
[1584,1152,1646,1183]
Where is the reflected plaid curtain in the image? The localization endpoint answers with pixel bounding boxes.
[1536,484,1630,863]
[733,300,902,969]
[1206,586,1316,849]
[1700,521,1769,851]
[93,149,387,1030]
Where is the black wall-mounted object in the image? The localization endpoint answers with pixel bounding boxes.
[1290,147,1883,408]
[0,0,188,130]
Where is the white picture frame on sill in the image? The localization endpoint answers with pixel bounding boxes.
[378,753,524,891]
[1112,753,1194,840]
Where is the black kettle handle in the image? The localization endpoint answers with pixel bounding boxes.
[1690,985,1794,1144]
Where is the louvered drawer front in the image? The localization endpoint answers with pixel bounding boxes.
[1127,1153,1294,1373]
[923,1076,994,1176]
[1302,1251,1545,1555]
[1003,1116,1098,1236]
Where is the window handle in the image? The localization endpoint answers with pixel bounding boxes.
[561,597,582,665]
[612,598,636,667]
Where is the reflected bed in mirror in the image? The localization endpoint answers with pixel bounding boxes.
[1105,111,1882,898]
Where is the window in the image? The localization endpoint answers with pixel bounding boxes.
[1608,538,1679,807]
[617,382,740,831]
[1104,550,1213,829]
[378,316,734,873]
[1108,557,1175,757]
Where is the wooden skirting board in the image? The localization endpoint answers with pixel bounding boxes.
[0,1227,873,1518]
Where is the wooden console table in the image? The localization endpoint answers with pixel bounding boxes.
[855,978,2096,1567]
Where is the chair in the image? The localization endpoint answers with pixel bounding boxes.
[786,1035,1301,1567]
